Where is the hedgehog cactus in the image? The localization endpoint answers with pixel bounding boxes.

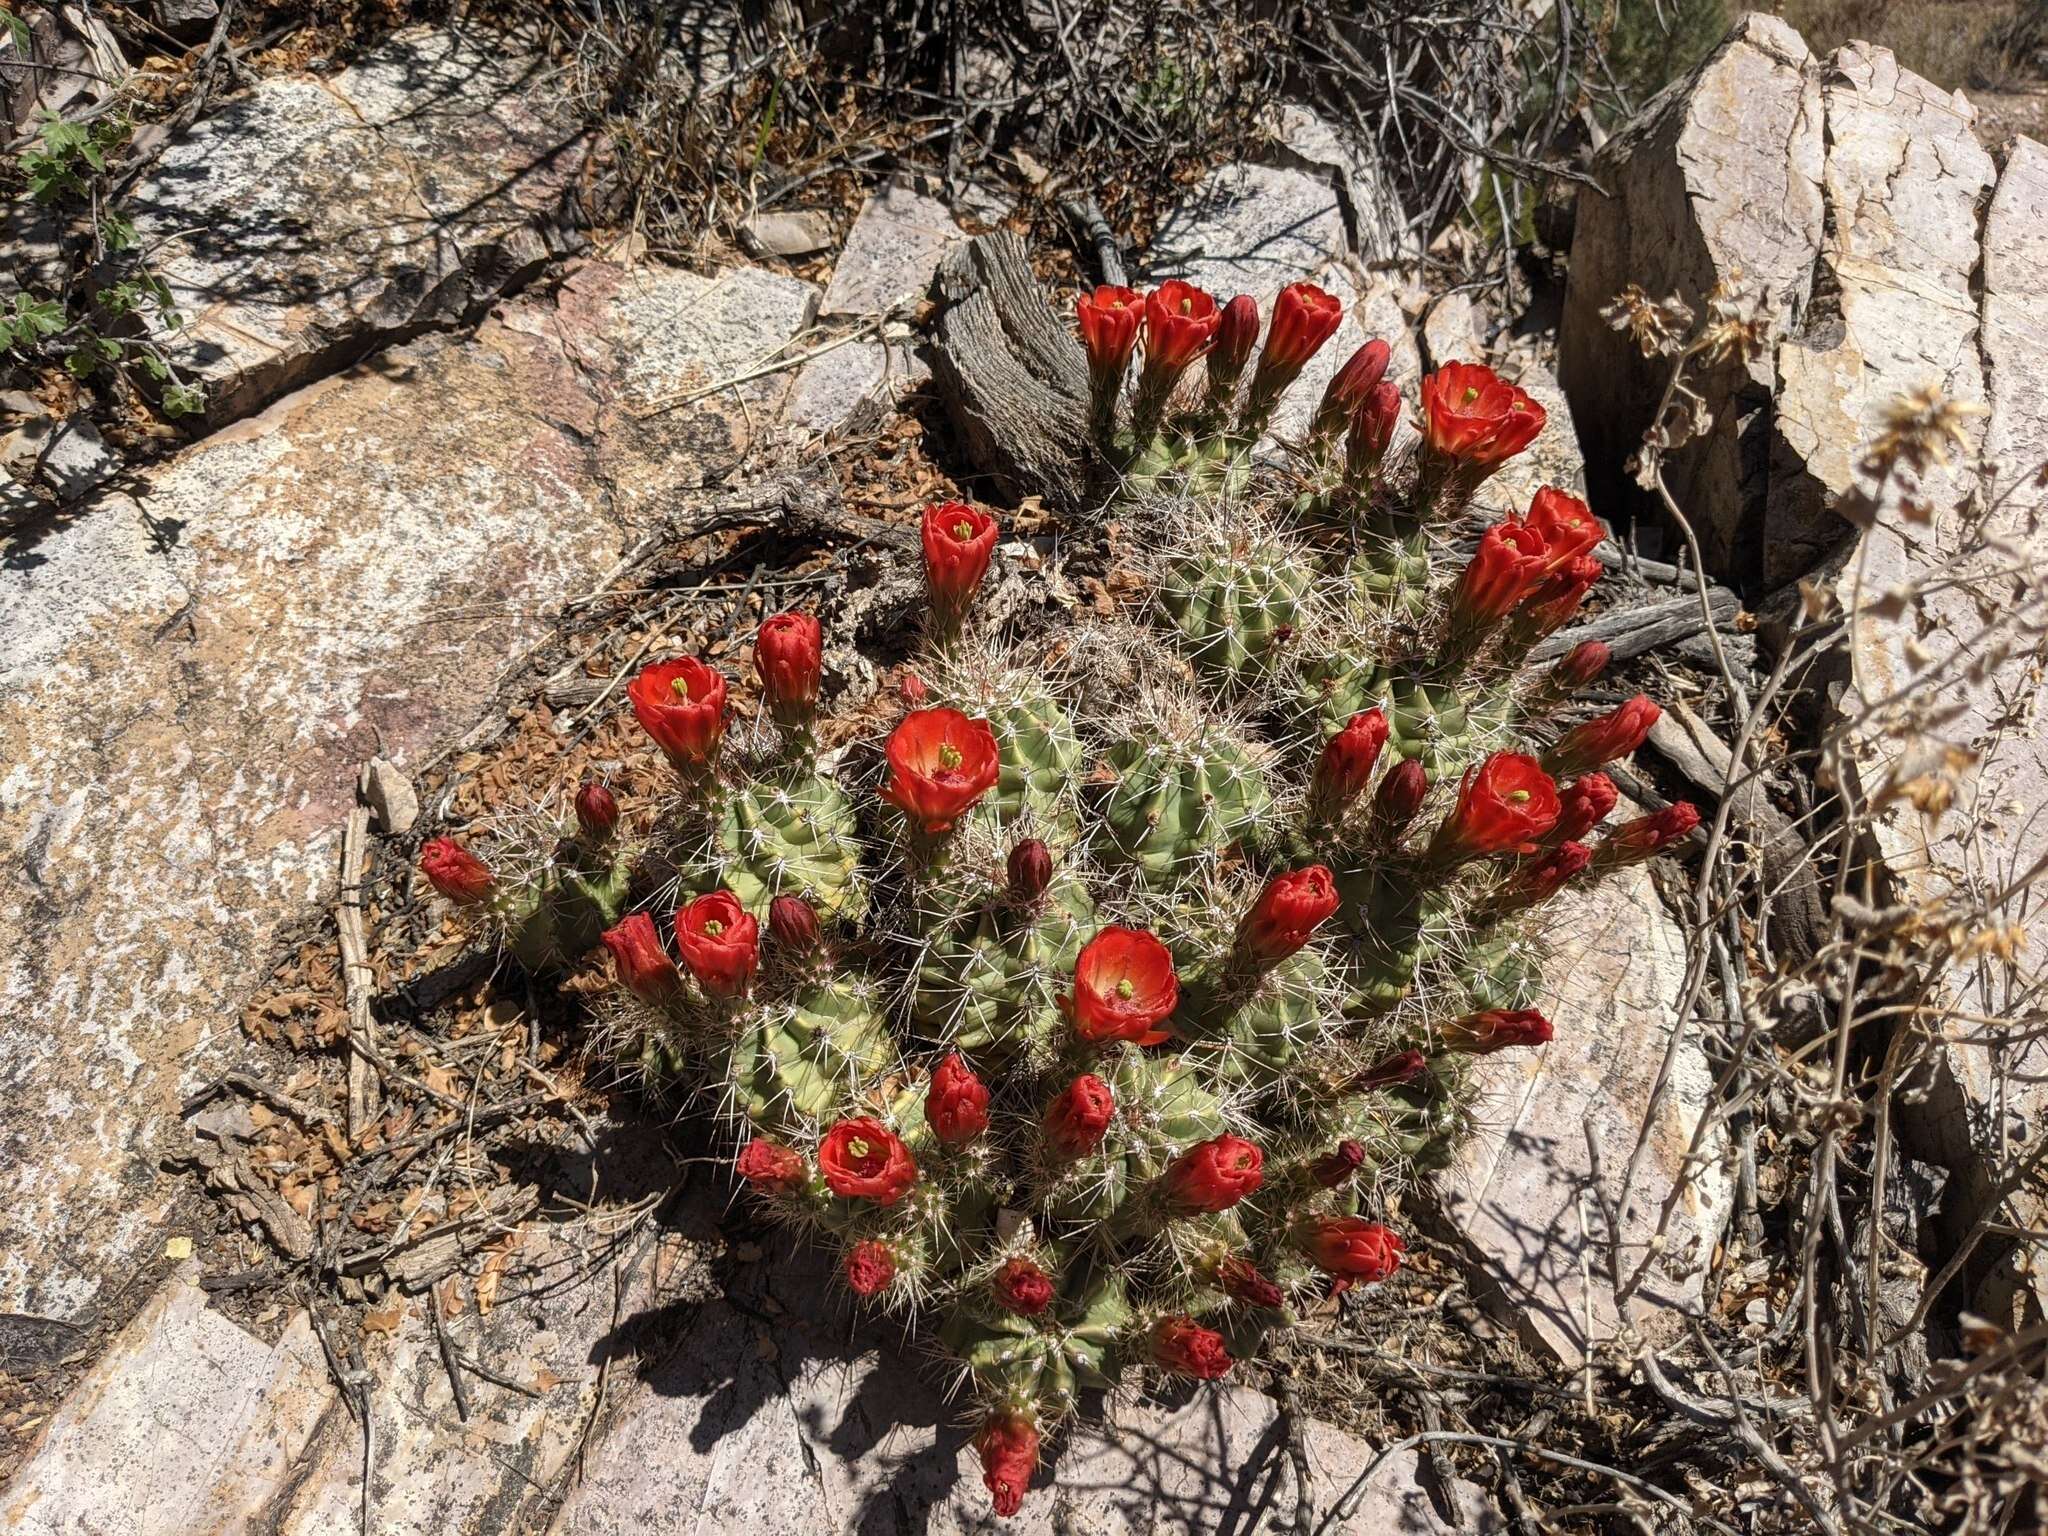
[419,269,1697,1520]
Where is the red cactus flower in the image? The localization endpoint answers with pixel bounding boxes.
[1347,379,1402,476]
[1516,554,1603,638]
[1454,518,1551,628]
[1595,802,1702,867]
[1044,1074,1115,1157]
[1418,360,1546,468]
[1295,1217,1405,1281]
[755,612,823,727]
[1249,281,1343,401]
[1307,1139,1367,1189]
[1150,1315,1233,1379]
[1007,838,1054,901]
[926,1052,990,1146]
[1236,866,1339,963]
[879,707,1001,834]
[1214,1256,1285,1309]
[1525,487,1605,573]
[1311,338,1392,438]
[1065,926,1179,1045]
[419,837,494,905]
[991,1256,1055,1316]
[629,657,727,770]
[1544,695,1661,778]
[818,1117,918,1205]
[1553,639,1612,689]
[1440,1008,1554,1054]
[1500,841,1592,909]
[1141,279,1222,379]
[767,893,821,954]
[574,779,619,838]
[1208,294,1261,389]
[976,1411,1040,1518]
[844,1239,896,1297]
[1551,772,1619,844]
[1372,758,1429,838]
[601,912,679,1003]
[921,502,999,625]
[1163,1134,1264,1212]
[674,891,758,998]
[735,1137,805,1191]
[1349,1049,1427,1092]
[1076,283,1143,399]
[1429,752,1561,862]
[1312,709,1389,818]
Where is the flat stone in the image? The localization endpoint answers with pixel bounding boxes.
[361,756,418,836]
[128,26,593,425]
[1147,161,1350,306]
[1,413,120,502]
[740,209,837,259]
[781,339,929,440]
[0,256,815,1324]
[1428,863,1733,1367]
[821,182,960,317]
[1271,103,1416,266]
[1419,291,1484,372]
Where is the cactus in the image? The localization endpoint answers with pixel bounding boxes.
[419,266,1699,1523]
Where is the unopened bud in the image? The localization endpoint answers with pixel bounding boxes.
[1553,640,1611,690]
[1007,838,1053,901]
[1307,1139,1367,1188]
[768,893,820,954]
[574,779,619,838]
[898,671,929,706]
[1372,758,1428,836]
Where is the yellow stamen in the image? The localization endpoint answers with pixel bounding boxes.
[1116,978,1135,1000]
[848,1138,870,1159]
[951,520,973,541]
[938,744,963,770]
[704,919,724,935]
[1462,386,1480,404]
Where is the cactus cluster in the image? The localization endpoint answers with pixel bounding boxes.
[419,274,1702,1520]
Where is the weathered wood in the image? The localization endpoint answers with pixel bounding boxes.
[930,231,1093,510]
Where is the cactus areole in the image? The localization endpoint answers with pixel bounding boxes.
[423,269,1699,1520]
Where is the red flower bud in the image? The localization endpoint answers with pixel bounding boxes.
[574,779,619,838]
[1348,1049,1427,1092]
[1141,279,1222,380]
[1007,838,1054,901]
[1064,926,1179,1045]
[898,670,929,706]
[674,890,759,998]
[1213,1256,1285,1309]
[1208,294,1261,389]
[991,1256,1055,1316]
[1162,1134,1264,1213]
[1235,866,1338,963]
[1312,709,1388,817]
[1076,284,1143,400]
[1372,758,1429,838]
[1307,1139,1367,1189]
[976,1411,1040,1518]
[754,611,823,727]
[1516,554,1603,638]
[1044,1074,1115,1157]
[601,912,679,1002]
[1418,360,1545,468]
[879,707,1001,835]
[735,1136,805,1191]
[818,1117,918,1205]
[1248,281,1342,402]
[1594,802,1702,868]
[1454,519,1550,627]
[1553,639,1612,689]
[629,657,727,771]
[1543,694,1660,778]
[921,502,999,626]
[1346,379,1402,476]
[844,1239,896,1297]
[1498,841,1592,909]
[1551,772,1618,844]
[1439,1007,1554,1054]
[1311,338,1392,438]
[1428,752,1561,862]
[419,837,494,905]
[926,1052,990,1145]
[1150,1315,1233,1379]
[1295,1217,1405,1282]
[767,893,821,954]
[1525,487,1605,573]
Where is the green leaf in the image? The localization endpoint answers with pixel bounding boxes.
[161,383,206,418]
[101,213,137,252]
[138,352,170,382]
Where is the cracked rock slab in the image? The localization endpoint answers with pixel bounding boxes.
[130,26,594,426]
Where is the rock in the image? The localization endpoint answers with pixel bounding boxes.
[1270,103,1416,267]
[821,182,961,317]
[781,340,929,440]
[360,757,418,836]
[1557,13,1826,582]
[1148,161,1350,307]
[1483,357,1585,514]
[154,0,219,39]
[127,27,594,426]
[740,209,837,259]
[1,413,120,502]
[0,255,815,1324]
[1419,291,1484,371]
[1427,864,1734,1367]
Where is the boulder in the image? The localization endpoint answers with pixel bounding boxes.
[0,256,815,1325]
[128,27,595,427]
[821,181,962,317]
[782,339,929,441]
